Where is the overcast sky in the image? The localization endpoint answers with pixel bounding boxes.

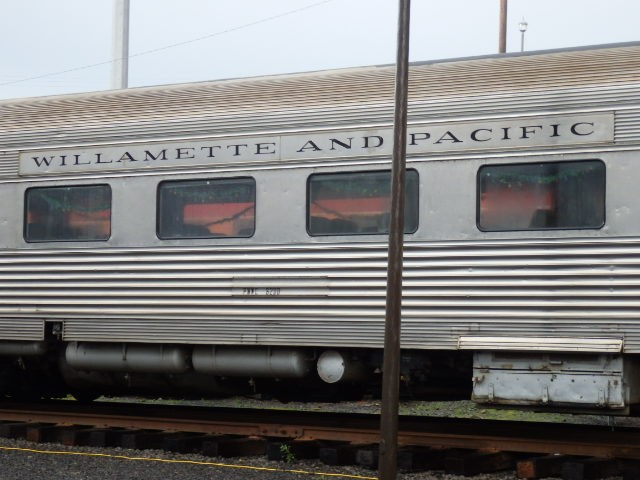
[1,0,639,101]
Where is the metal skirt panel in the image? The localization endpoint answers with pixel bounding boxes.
[0,319,45,341]
[0,238,638,350]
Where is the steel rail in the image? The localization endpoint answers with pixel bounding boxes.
[0,401,639,459]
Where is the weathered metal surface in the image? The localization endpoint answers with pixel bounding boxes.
[472,352,640,410]
[65,342,191,373]
[0,45,639,358]
[0,240,639,350]
[1,45,639,153]
[0,319,44,341]
[459,336,624,353]
[192,346,312,378]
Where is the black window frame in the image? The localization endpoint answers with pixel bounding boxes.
[156,176,256,240]
[306,168,419,237]
[476,159,606,232]
[24,183,112,243]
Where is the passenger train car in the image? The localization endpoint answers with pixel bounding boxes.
[1,43,640,412]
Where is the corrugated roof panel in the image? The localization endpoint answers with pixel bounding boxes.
[0,44,639,149]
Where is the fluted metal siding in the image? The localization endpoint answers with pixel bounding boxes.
[0,45,639,151]
[0,152,18,178]
[617,108,640,141]
[0,239,637,350]
[0,319,44,340]
[1,45,640,348]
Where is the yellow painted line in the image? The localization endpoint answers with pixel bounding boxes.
[0,445,378,480]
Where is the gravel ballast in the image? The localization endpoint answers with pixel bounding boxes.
[0,436,533,480]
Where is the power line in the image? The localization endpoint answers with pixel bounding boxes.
[0,0,334,88]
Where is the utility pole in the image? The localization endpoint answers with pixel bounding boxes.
[499,0,507,53]
[111,0,130,89]
[379,1,411,479]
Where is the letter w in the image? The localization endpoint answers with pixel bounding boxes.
[32,156,54,167]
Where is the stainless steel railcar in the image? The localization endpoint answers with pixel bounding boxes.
[1,43,640,411]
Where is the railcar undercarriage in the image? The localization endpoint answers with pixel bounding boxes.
[0,339,638,414]
[0,340,472,403]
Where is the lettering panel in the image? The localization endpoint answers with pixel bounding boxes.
[281,129,392,159]
[406,114,613,152]
[19,136,281,176]
[231,276,330,297]
[19,114,613,176]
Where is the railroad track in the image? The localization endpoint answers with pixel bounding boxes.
[1,400,640,478]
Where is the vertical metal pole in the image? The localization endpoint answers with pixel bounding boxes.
[499,0,507,53]
[111,0,130,89]
[379,1,410,480]
[518,18,528,53]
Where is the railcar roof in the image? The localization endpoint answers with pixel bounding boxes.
[1,42,639,150]
[3,41,639,102]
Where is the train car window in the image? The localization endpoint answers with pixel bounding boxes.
[157,177,255,239]
[307,169,419,236]
[24,184,112,242]
[478,160,605,231]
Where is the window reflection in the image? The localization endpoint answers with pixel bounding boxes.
[25,185,112,242]
[308,170,419,236]
[478,160,605,231]
[157,177,255,239]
